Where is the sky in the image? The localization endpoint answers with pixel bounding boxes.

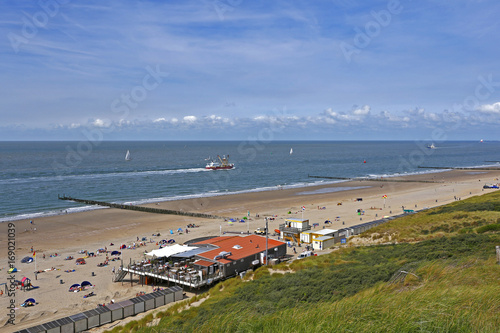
[1,0,500,141]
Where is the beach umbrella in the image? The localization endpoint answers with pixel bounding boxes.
[177,227,183,232]
[111,250,121,256]
[81,281,92,287]
[8,267,17,273]
[76,258,86,264]
[69,284,80,291]
[25,298,36,303]
[120,244,126,249]
[167,239,175,243]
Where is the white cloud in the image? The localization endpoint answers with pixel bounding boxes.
[352,105,370,116]
[183,116,197,123]
[476,102,500,114]
[91,118,110,128]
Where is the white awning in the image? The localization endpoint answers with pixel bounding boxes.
[146,244,198,258]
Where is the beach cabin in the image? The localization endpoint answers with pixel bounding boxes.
[312,236,335,251]
[95,306,112,326]
[279,218,311,243]
[107,302,124,321]
[117,299,134,318]
[68,313,87,332]
[163,288,175,304]
[17,324,50,333]
[152,291,165,307]
[300,230,314,243]
[41,320,61,333]
[55,317,74,333]
[301,229,337,245]
[82,309,100,330]
[143,293,156,311]
[130,296,146,314]
[171,285,184,301]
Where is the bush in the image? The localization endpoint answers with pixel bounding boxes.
[476,223,500,233]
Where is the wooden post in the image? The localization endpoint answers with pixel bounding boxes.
[496,246,500,265]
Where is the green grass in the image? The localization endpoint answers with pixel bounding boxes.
[361,190,500,242]
[106,191,500,333]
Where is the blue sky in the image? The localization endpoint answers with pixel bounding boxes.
[1,0,500,141]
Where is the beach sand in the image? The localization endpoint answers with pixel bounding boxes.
[1,169,500,331]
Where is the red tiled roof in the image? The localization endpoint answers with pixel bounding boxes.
[193,260,215,267]
[193,234,285,262]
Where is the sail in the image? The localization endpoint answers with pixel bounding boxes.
[125,150,131,161]
[290,148,293,155]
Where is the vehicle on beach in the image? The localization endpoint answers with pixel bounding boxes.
[297,251,316,259]
[205,155,234,170]
[483,184,499,189]
[254,227,267,235]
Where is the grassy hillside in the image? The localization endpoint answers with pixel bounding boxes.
[364,190,500,243]
[108,191,500,333]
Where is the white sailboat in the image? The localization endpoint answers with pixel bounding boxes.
[125,150,131,161]
[290,148,293,155]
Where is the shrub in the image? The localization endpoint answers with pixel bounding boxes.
[476,223,500,233]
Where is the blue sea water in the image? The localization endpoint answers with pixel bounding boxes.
[1,140,499,222]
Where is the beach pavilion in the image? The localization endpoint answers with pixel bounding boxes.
[119,235,287,288]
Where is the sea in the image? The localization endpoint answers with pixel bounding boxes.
[1,140,499,222]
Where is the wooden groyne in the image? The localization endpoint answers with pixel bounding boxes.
[418,166,500,171]
[58,195,225,220]
[308,175,444,183]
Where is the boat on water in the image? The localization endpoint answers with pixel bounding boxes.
[205,155,234,170]
[290,148,293,155]
[427,143,436,149]
[125,150,131,161]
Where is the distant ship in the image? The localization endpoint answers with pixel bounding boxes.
[427,143,436,149]
[205,155,234,170]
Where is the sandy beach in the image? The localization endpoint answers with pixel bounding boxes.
[2,168,500,332]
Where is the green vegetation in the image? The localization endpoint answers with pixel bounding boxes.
[107,191,500,332]
[364,190,500,242]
